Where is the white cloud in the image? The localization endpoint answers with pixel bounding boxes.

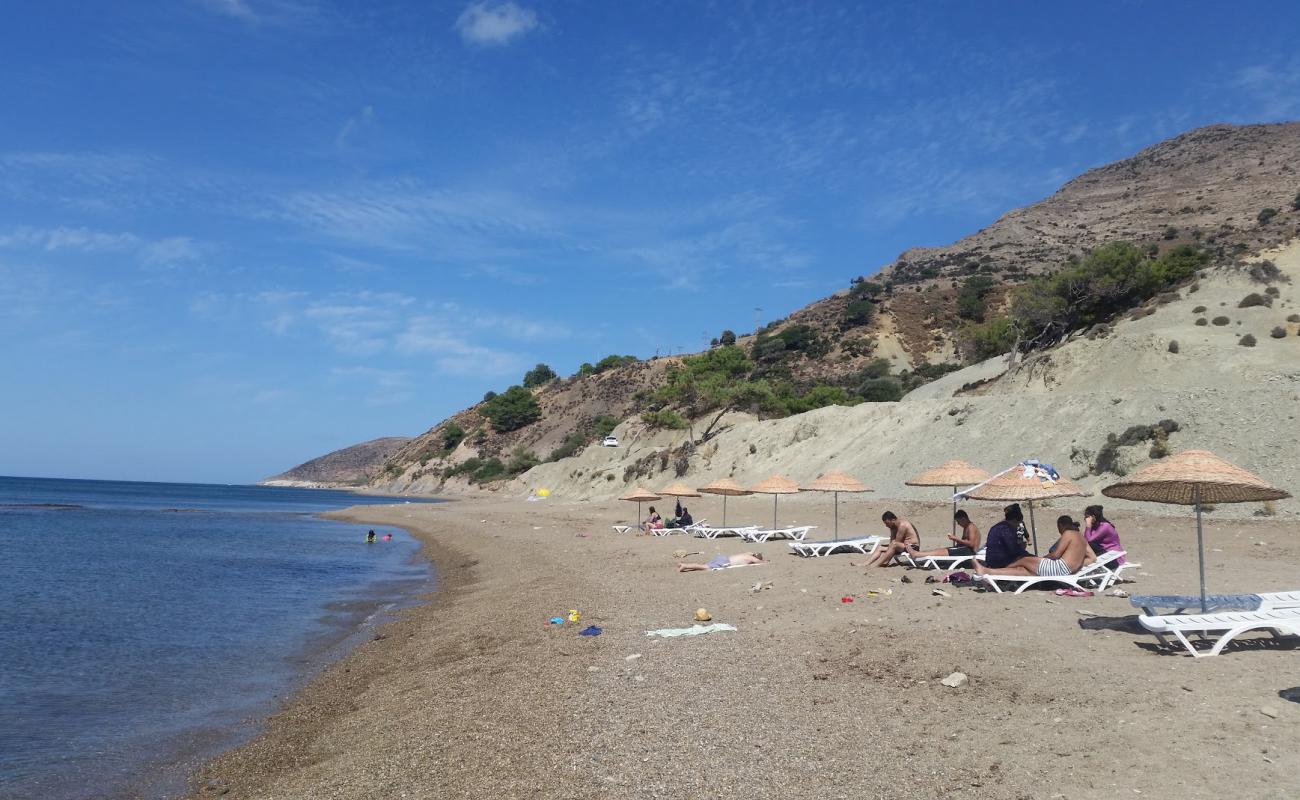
[141,236,205,268]
[329,366,414,406]
[0,226,140,253]
[197,0,257,21]
[455,1,538,47]
[396,315,523,376]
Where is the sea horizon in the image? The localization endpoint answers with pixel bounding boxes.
[0,476,437,800]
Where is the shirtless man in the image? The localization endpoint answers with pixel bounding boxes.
[909,509,980,560]
[677,552,766,572]
[974,515,1094,579]
[861,511,920,569]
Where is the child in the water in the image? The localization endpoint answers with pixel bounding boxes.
[366,530,377,543]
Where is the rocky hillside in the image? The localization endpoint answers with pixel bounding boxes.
[271,122,1300,496]
[261,437,411,487]
[519,240,1300,517]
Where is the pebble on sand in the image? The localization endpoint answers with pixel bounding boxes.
[940,672,969,688]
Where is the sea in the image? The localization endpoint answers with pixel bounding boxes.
[0,476,435,800]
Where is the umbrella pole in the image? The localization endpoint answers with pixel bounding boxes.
[951,485,958,538]
[722,495,728,527]
[1029,501,1039,555]
[773,495,778,529]
[833,491,840,542]
[1195,485,1207,613]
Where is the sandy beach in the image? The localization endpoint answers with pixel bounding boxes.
[188,496,1300,800]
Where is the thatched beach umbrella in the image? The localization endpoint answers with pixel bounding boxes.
[658,481,703,521]
[802,471,872,541]
[963,471,1089,555]
[749,474,800,530]
[697,477,752,526]
[906,460,992,537]
[620,486,661,527]
[1102,450,1290,612]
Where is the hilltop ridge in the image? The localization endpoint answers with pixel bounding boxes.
[267,122,1300,499]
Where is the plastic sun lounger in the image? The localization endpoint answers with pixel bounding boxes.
[1130,590,1300,617]
[653,519,709,537]
[612,525,632,534]
[898,548,987,571]
[737,525,815,543]
[694,525,758,540]
[974,550,1126,594]
[1139,607,1300,658]
[789,535,883,558]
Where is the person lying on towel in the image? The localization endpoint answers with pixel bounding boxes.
[677,552,766,572]
[974,515,1095,579]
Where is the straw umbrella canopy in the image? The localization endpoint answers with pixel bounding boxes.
[749,474,800,529]
[801,471,872,540]
[697,477,752,526]
[962,471,1089,554]
[620,486,661,527]
[658,481,703,522]
[906,460,992,537]
[1102,449,1290,612]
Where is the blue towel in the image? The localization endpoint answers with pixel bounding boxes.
[1130,594,1263,614]
[579,625,603,636]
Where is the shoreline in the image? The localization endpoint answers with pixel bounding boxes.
[184,506,465,798]
[184,496,1300,799]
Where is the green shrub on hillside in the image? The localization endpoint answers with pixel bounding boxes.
[506,446,540,474]
[958,316,1016,360]
[594,354,637,372]
[1258,208,1278,225]
[719,330,737,346]
[956,275,997,322]
[753,324,829,363]
[842,300,876,329]
[441,422,465,452]
[643,409,689,430]
[480,386,542,432]
[522,363,557,388]
[1007,242,1209,350]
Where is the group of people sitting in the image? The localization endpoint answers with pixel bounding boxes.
[860,503,1127,578]
[640,502,693,533]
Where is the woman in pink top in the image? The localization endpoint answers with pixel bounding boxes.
[1083,505,1126,565]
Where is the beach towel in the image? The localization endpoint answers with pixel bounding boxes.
[644,623,738,638]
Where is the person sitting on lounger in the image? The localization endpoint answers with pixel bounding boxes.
[980,503,1029,568]
[668,506,694,528]
[910,509,980,559]
[640,506,664,534]
[1083,505,1126,566]
[677,552,766,572]
[860,511,920,569]
[975,515,1094,579]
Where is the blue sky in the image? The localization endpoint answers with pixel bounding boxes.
[3,1,1298,483]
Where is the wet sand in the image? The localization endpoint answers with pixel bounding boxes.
[187,496,1300,799]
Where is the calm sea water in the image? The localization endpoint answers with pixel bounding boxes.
[0,476,434,800]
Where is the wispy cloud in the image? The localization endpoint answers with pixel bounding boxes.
[455,1,539,47]
[395,315,524,376]
[0,226,140,253]
[1228,61,1300,120]
[329,366,414,406]
[192,0,322,28]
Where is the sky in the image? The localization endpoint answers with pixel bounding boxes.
[3,1,1299,484]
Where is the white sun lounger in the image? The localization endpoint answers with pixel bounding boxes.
[1131,590,1300,616]
[898,548,987,571]
[612,525,632,534]
[653,519,708,537]
[1139,607,1300,658]
[789,535,884,558]
[737,525,815,543]
[974,550,1126,594]
[693,525,759,539]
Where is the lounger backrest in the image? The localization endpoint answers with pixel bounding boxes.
[1078,549,1125,576]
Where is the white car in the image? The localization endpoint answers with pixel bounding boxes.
[601,435,619,447]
